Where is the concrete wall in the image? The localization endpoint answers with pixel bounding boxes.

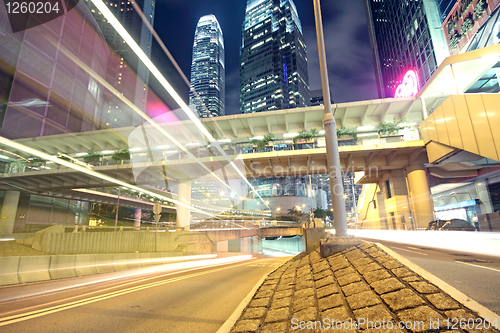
[357,171,414,230]
[31,231,215,254]
[478,212,500,232]
[204,227,303,243]
[304,228,327,252]
[0,253,218,286]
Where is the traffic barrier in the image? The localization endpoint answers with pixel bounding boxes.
[18,256,51,283]
[49,255,77,280]
[75,254,97,276]
[95,254,115,274]
[0,256,20,285]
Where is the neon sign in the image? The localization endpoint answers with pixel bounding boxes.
[394,70,419,98]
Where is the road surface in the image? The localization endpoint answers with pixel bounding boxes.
[0,255,291,332]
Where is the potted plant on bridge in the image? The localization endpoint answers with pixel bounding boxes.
[376,118,409,142]
[83,150,102,163]
[337,126,358,141]
[251,134,274,151]
[293,129,319,144]
[112,149,130,163]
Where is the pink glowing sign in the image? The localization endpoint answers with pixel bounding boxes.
[394,70,419,98]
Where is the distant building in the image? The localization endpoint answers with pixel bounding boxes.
[239,0,309,113]
[364,0,449,98]
[309,89,333,106]
[189,15,225,118]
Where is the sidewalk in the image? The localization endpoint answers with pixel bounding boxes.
[230,242,499,332]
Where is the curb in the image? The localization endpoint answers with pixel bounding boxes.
[216,263,282,333]
[377,242,500,324]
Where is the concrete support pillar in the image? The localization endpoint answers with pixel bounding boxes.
[176,181,191,231]
[134,208,141,229]
[0,191,20,234]
[407,165,434,229]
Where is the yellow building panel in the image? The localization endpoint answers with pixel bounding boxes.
[420,121,430,143]
[452,95,479,155]
[442,96,463,149]
[433,105,450,146]
[481,94,500,162]
[426,112,439,142]
[466,95,498,161]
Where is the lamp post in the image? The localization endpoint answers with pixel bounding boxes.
[313,0,347,237]
[450,192,473,201]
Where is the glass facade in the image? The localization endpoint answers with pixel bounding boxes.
[364,0,449,98]
[83,0,155,127]
[189,15,225,118]
[0,1,109,139]
[239,0,309,113]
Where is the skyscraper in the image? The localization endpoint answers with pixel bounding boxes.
[239,0,309,113]
[364,0,449,98]
[189,15,225,118]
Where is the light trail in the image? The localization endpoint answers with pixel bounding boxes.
[330,229,500,257]
[0,255,254,327]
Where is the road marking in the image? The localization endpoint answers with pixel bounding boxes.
[0,259,256,327]
[456,261,500,273]
[392,246,428,256]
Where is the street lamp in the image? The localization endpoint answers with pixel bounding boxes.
[313,0,347,237]
[450,192,473,200]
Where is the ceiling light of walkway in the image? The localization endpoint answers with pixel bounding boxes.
[0,136,212,217]
[357,126,376,131]
[283,133,299,138]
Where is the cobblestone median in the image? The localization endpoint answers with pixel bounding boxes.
[231,242,499,333]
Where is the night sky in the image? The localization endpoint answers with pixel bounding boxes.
[152,0,378,115]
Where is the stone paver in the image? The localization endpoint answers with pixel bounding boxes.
[371,277,405,294]
[314,275,335,289]
[346,290,381,310]
[333,266,356,278]
[317,293,343,311]
[337,273,362,286]
[363,269,391,284]
[232,319,260,333]
[397,306,446,332]
[292,307,318,322]
[392,267,413,278]
[342,281,371,296]
[271,297,291,309]
[409,281,439,294]
[265,307,289,323]
[231,242,498,333]
[242,307,267,319]
[426,293,461,310]
[259,322,288,333]
[316,284,339,299]
[381,288,425,311]
[249,297,270,308]
[353,304,394,329]
[321,306,351,322]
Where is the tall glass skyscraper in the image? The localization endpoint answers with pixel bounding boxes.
[239,0,309,113]
[364,0,449,98]
[189,15,225,118]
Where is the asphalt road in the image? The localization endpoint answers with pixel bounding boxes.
[367,239,500,316]
[0,256,291,333]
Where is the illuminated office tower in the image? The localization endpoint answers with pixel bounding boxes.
[189,15,225,118]
[239,0,309,113]
[364,0,449,98]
